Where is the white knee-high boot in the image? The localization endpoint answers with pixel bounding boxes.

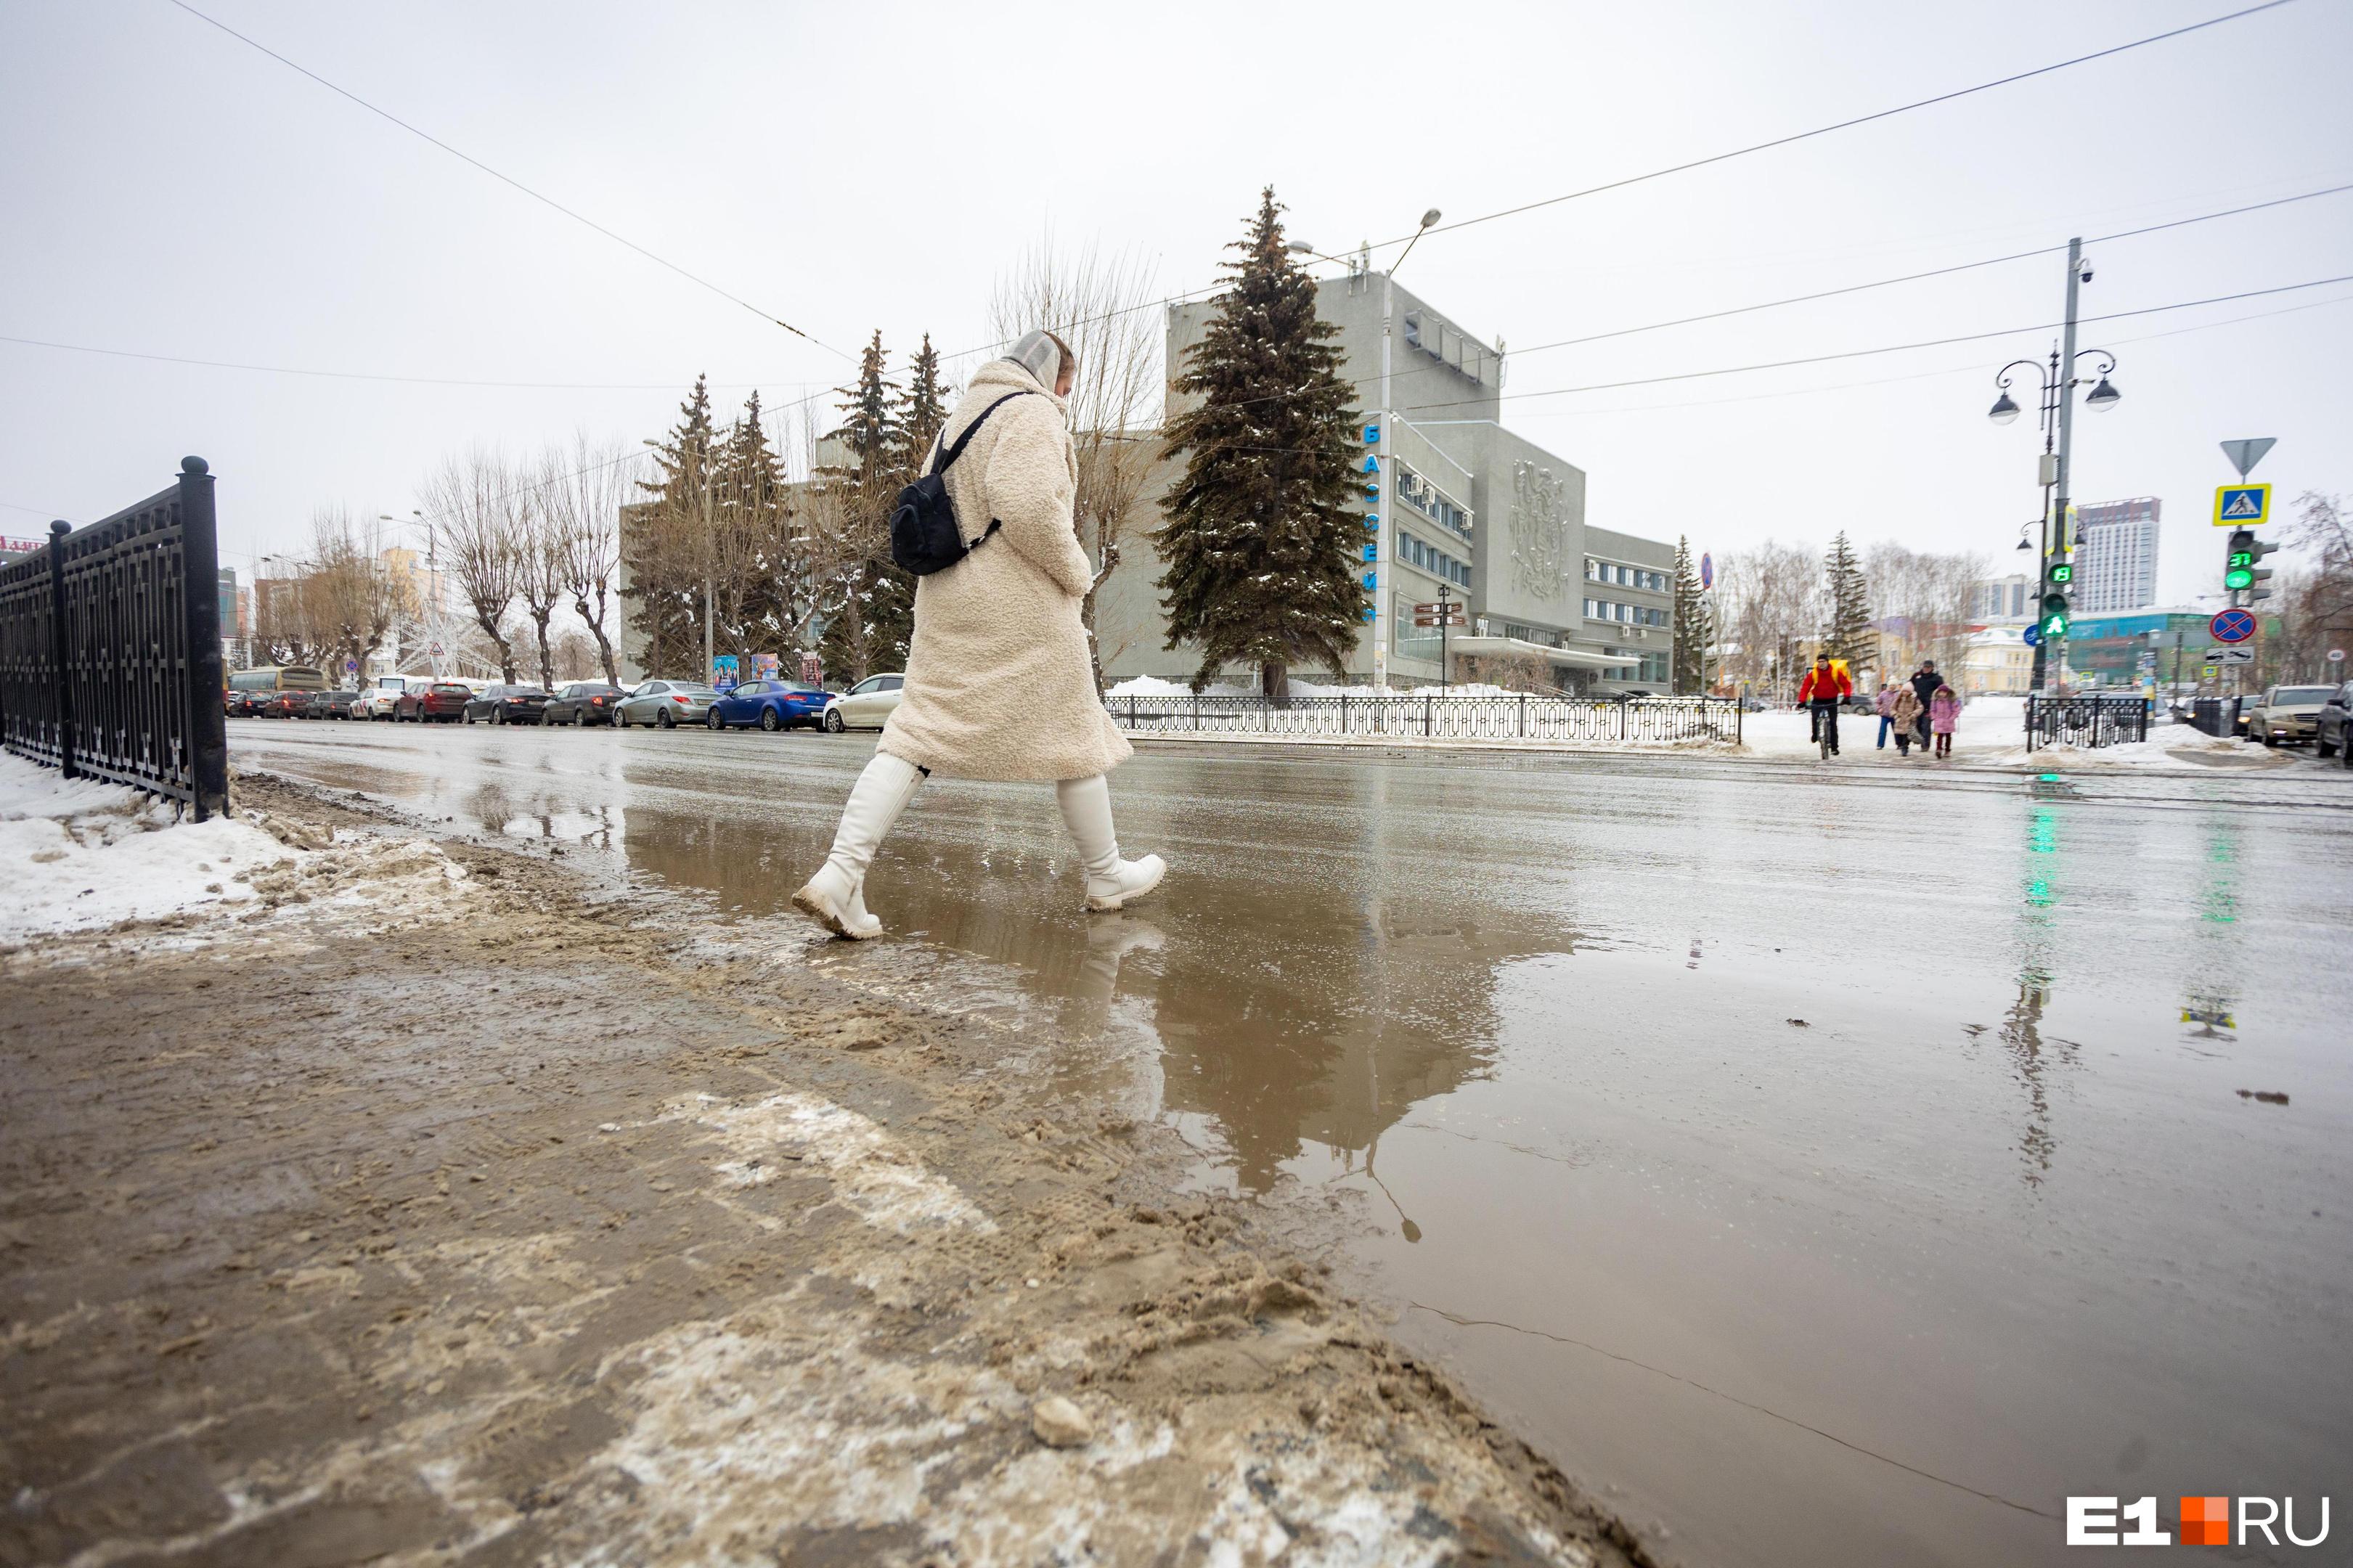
[794,753,924,939]
[1056,774,1166,912]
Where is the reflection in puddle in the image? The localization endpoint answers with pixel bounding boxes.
[619,795,1578,1193]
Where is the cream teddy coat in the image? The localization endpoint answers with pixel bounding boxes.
[876,358,1133,782]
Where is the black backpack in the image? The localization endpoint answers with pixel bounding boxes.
[889,392,1035,576]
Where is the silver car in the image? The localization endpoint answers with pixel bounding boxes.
[614,679,720,729]
[822,673,905,732]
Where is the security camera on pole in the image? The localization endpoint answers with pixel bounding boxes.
[1987,238,2121,694]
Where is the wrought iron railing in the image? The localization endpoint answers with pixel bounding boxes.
[0,458,229,817]
[2023,693,2150,752]
[1107,692,1742,745]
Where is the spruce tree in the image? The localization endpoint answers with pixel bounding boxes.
[628,375,717,677]
[1156,187,1362,700]
[820,332,913,682]
[894,333,950,481]
[1823,531,1872,673]
[1671,535,1706,694]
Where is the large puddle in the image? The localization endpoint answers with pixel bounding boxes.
[231,721,2353,1567]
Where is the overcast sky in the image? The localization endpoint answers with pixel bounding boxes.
[4,0,2348,605]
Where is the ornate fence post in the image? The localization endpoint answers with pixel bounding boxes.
[46,519,74,780]
[178,457,228,819]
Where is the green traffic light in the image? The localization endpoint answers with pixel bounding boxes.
[2049,562,2073,584]
[2042,613,2069,637]
[2224,566,2255,589]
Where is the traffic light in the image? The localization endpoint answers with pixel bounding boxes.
[2048,559,2074,586]
[2245,534,2278,602]
[2040,590,2071,639]
[2224,529,2256,590]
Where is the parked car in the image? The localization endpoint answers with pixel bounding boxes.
[822,673,905,732]
[259,690,309,719]
[707,679,836,732]
[224,689,266,718]
[2246,685,2334,747]
[463,683,551,725]
[396,680,476,722]
[2315,681,2353,764]
[613,679,719,728]
[544,682,626,726]
[309,690,362,719]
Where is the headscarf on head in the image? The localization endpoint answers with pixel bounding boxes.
[1006,329,1064,389]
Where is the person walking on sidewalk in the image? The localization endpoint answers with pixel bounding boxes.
[1909,661,1946,754]
[1798,655,1851,755]
[794,330,1165,939]
[1890,682,1922,756]
[1929,682,1960,759]
[1874,682,1898,749]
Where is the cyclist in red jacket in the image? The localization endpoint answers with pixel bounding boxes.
[1798,655,1854,755]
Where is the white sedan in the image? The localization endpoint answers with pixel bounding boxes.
[822,673,905,732]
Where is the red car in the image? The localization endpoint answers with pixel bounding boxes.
[261,690,309,719]
[396,681,476,723]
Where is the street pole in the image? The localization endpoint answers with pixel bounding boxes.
[2046,237,2084,696]
[701,444,715,687]
[1438,580,1451,693]
[1374,267,1392,693]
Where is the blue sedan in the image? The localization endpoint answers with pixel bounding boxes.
[705,679,836,732]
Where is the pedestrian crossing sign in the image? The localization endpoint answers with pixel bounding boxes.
[2212,484,2269,526]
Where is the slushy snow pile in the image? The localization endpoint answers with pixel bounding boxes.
[1,753,293,941]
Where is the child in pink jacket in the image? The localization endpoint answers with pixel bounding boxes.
[1929,685,1960,759]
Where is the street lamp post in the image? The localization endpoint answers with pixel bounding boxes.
[1373,208,1442,693]
[1987,237,2120,694]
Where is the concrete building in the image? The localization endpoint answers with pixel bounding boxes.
[1969,571,2036,624]
[2072,497,2160,613]
[1096,271,1673,693]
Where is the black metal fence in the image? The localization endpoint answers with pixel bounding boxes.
[2190,696,2240,738]
[1108,691,1742,745]
[2023,693,2150,752]
[0,457,228,817]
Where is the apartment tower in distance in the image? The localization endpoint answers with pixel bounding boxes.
[2072,497,2160,614]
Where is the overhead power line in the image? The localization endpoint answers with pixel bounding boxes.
[1358,0,2300,255]
[158,0,845,358]
[1408,274,2353,414]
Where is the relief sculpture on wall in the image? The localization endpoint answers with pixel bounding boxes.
[1509,460,1570,604]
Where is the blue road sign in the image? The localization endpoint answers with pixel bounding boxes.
[1700,552,1714,591]
[2022,624,2041,648]
[2211,608,2256,645]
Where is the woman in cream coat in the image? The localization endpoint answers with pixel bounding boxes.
[794,330,1165,939]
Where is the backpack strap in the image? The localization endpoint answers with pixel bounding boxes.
[927,392,1036,478]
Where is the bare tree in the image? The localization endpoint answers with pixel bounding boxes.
[543,433,634,685]
[512,476,567,693]
[987,239,1162,693]
[305,507,410,685]
[253,569,324,668]
[1716,539,1822,701]
[1864,542,1989,686]
[420,449,526,684]
[2279,491,2353,682]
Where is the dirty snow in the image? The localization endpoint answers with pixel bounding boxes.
[0,753,291,939]
[664,1090,997,1235]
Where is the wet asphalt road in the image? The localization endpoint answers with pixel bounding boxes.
[228,716,2353,1568]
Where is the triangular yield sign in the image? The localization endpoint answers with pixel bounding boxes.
[2219,438,2276,479]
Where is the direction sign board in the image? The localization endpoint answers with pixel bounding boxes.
[2210,607,2256,644]
[2206,647,2255,665]
[2213,484,2270,526]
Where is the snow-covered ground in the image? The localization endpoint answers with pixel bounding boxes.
[1,752,476,945]
[1105,675,1516,700]
[1,754,293,939]
[1742,696,2293,772]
